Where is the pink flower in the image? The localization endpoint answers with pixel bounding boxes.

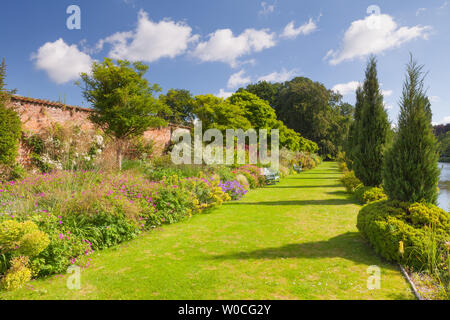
[59,234,64,240]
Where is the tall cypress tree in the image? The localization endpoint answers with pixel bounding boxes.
[353,56,389,186]
[383,57,440,204]
[345,85,364,169]
[0,59,21,167]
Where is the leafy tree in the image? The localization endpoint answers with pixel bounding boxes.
[383,57,440,203]
[227,91,277,129]
[438,132,450,161]
[353,57,389,186]
[193,94,251,132]
[238,81,282,108]
[0,59,21,167]
[79,58,168,170]
[159,89,195,125]
[241,78,353,157]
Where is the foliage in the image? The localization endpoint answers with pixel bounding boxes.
[22,124,105,172]
[194,94,251,132]
[352,57,390,186]
[0,158,277,290]
[383,57,440,203]
[238,81,282,107]
[340,170,362,193]
[241,78,353,158]
[353,185,387,204]
[79,58,169,169]
[0,59,21,169]
[437,132,450,162]
[159,89,196,125]
[279,148,321,171]
[0,256,31,291]
[0,220,49,289]
[228,91,277,130]
[123,136,154,161]
[357,200,450,272]
[345,86,364,170]
[0,162,414,300]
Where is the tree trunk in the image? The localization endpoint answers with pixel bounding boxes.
[116,141,123,171]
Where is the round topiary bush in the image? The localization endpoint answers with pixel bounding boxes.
[357,200,450,271]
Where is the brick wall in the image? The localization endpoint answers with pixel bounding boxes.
[8,96,186,164]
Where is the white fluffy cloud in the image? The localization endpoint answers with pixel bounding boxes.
[192,28,276,67]
[216,89,234,99]
[281,19,317,39]
[32,38,93,84]
[98,10,198,62]
[333,81,393,97]
[326,14,431,65]
[227,70,251,89]
[257,68,299,83]
[332,81,361,95]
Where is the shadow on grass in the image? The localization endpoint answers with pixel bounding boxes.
[327,190,351,196]
[225,198,355,206]
[290,177,340,180]
[267,184,342,189]
[209,232,397,271]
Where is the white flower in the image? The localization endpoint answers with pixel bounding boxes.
[94,135,104,146]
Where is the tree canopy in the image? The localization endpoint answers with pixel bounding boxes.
[241,78,353,158]
[158,89,196,125]
[79,58,169,169]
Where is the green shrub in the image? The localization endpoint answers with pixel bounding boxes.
[354,185,388,204]
[357,200,450,271]
[340,171,362,193]
[1,256,31,291]
[0,105,21,168]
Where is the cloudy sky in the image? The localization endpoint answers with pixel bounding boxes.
[1,0,449,124]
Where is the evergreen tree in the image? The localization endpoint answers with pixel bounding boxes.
[0,59,21,167]
[345,85,364,168]
[353,57,389,186]
[383,57,440,203]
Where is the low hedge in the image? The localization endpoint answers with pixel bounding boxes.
[340,170,362,193]
[354,185,388,204]
[357,200,450,271]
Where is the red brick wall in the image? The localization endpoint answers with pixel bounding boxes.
[8,96,182,164]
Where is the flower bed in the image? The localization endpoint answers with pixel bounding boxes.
[0,164,267,290]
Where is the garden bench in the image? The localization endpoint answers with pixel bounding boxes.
[293,164,303,173]
[262,167,280,185]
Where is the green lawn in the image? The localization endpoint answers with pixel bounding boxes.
[0,162,414,300]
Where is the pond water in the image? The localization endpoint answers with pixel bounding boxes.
[438,162,450,212]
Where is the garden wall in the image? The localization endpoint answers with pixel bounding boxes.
[8,95,184,166]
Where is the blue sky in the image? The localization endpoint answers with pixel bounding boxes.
[1,0,449,124]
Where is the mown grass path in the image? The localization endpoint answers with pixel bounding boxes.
[1,162,413,300]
